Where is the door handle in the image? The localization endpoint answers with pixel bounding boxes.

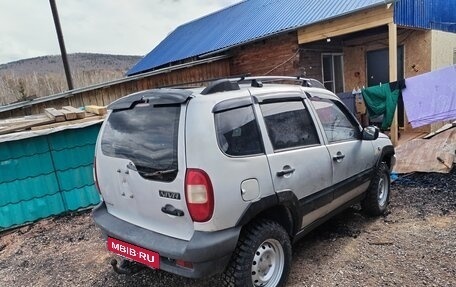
[276,168,295,177]
[333,151,345,162]
[161,204,184,217]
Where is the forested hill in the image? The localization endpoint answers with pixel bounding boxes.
[0,53,141,105]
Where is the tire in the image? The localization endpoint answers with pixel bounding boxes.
[362,162,391,216]
[222,219,292,287]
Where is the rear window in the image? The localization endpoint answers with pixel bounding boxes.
[101,104,180,182]
[214,106,264,156]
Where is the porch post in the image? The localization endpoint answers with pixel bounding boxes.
[388,22,398,146]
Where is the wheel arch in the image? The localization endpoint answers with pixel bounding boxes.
[255,205,295,237]
[377,145,395,171]
[235,192,301,239]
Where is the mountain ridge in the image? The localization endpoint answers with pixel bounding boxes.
[0,53,141,76]
[0,53,142,105]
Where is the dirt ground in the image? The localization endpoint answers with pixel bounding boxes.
[1,170,455,287]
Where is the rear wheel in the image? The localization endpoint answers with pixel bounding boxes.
[362,162,391,216]
[222,219,291,287]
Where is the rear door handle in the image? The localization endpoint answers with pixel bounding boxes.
[333,151,345,162]
[161,204,184,217]
[276,168,295,177]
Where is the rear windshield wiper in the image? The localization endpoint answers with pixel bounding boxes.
[139,169,177,177]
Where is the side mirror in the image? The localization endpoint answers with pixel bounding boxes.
[362,126,379,141]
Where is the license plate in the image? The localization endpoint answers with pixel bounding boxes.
[107,237,160,269]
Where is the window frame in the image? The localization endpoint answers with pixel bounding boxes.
[321,53,345,94]
[100,104,181,182]
[309,97,362,144]
[213,104,265,158]
[258,99,321,153]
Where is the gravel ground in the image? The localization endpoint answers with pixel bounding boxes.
[1,169,455,287]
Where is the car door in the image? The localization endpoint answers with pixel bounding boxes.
[308,95,376,201]
[253,92,334,228]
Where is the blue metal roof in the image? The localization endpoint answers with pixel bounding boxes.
[127,0,387,75]
[394,0,456,33]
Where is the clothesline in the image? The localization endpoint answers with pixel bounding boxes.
[359,64,456,129]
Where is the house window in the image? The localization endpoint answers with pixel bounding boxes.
[322,54,344,93]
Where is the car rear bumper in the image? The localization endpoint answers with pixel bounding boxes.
[92,202,241,278]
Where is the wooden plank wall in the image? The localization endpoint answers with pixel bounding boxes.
[1,59,231,119]
[297,6,393,44]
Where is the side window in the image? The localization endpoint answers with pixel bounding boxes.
[260,101,319,150]
[214,106,263,156]
[310,98,360,143]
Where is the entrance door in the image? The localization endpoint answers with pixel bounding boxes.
[366,47,405,127]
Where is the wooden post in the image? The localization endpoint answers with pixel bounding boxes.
[388,22,398,146]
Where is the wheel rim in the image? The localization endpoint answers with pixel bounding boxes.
[377,173,389,207]
[251,239,284,287]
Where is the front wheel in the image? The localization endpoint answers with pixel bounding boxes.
[362,162,391,216]
[222,219,292,287]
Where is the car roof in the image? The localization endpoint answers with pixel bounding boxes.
[108,77,340,111]
[189,82,340,102]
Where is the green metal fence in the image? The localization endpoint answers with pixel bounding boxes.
[0,123,102,230]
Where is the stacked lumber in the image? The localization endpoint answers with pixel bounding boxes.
[0,105,107,135]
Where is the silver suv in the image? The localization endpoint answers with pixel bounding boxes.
[92,76,395,287]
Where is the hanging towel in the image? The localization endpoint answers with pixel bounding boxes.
[402,65,456,128]
[362,83,401,129]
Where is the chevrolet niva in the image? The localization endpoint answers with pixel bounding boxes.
[92,76,395,287]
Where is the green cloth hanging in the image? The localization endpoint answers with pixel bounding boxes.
[362,83,399,130]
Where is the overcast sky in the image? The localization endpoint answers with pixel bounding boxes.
[0,0,240,65]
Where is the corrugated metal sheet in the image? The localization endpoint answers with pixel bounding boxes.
[127,0,387,75]
[395,0,456,32]
[0,124,101,229]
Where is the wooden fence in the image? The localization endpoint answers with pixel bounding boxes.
[0,58,231,119]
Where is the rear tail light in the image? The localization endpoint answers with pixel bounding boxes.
[185,169,214,222]
[93,157,101,194]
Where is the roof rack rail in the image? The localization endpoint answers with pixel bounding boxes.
[237,76,325,89]
[159,74,250,90]
[197,75,326,95]
[200,79,241,95]
[302,78,326,89]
